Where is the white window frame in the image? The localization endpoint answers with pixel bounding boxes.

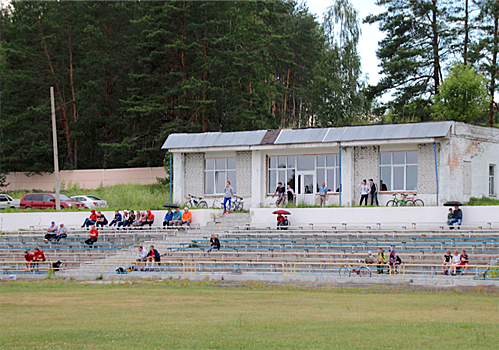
[379,151,418,192]
[315,155,339,193]
[204,158,236,195]
[490,164,496,196]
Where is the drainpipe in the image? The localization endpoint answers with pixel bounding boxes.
[434,142,439,206]
[339,144,342,206]
[170,152,173,203]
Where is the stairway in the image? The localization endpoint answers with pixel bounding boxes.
[204,212,251,230]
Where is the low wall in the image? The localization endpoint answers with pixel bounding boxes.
[4,167,167,191]
[249,206,499,228]
[0,209,218,232]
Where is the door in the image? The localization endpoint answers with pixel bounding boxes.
[296,171,315,205]
[0,195,8,209]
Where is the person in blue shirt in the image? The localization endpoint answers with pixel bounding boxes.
[163,209,174,227]
[109,210,123,227]
[449,206,463,230]
[145,245,161,271]
[45,221,58,241]
[171,208,182,226]
[319,182,328,207]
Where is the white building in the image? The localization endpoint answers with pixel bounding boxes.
[162,121,499,207]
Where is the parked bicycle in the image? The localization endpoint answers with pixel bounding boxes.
[339,262,371,277]
[386,193,417,206]
[406,194,424,206]
[186,194,208,208]
[233,195,244,212]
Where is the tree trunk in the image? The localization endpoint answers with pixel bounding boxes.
[464,0,469,65]
[431,0,441,95]
[490,7,498,127]
[68,21,77,168]
[202,21,208,132]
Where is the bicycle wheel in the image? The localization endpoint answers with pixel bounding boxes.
[414,199,424,206]
[235,201,243,211]
[405,200,416,206]
[198,201,208,208]
[338,266,350,277]
[386,200,397,207]
[359,266,371,277]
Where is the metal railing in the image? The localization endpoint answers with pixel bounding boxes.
[100,261,499,281]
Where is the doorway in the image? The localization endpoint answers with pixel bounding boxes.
[296,172,315,205]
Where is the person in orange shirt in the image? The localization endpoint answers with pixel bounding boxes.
[182,207,192,226]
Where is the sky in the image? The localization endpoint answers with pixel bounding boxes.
[306,0,385,86]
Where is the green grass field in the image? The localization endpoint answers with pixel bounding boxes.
[0,280,497,349]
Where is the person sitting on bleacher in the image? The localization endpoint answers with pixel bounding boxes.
[24,250,34,269]
[55,222,68,242]
[45,221,58,242]
[82,210,97,228]
[281,216,290,230]
[442,250,452,275]
[127,210,136,228]
[137,211,146,227]
[109,210,123,227]
[118,210,129,228]
[460,249,469,275]
[376,248,387,274]
[145,245,160,271]
[85,225,99,246]
[171,208,182,226]
[388,248,402,274]
[163,209,173,228]
[96,211,108,227]
[448,205,463,230]
[207,234,220,253]
[140,209,154,227]
[182,207,192,226]
[364,251,376,265]
[450,249,461,275]
[276,213,284,229]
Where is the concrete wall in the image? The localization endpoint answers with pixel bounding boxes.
[250,206,499,228]
[4,167,166,191]
[236,151,252,198]
[0,209,219,232]
[353,145,379,205]
[184,153,204,199]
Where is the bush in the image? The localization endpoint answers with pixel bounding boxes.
[465,196,499,206]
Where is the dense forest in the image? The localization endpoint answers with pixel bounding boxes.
[0,0,497,174]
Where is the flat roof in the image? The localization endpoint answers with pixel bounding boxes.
[162,121,454,150]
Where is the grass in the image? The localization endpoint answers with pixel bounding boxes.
[0,280,498,349]
[2,183,171,212]
[466,196,499,206]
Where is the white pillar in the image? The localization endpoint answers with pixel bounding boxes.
[251,150,264,208]
[173,153,184,204]
[341,146,355,207]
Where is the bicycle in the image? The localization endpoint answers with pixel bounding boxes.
[211,197,223,209]
[233,195,244,212]
[186,194,208,208]
[406,194,424,206]
[339,262,371,277]
[386,193,416,206]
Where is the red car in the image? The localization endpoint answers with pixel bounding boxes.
[20,193,86,210]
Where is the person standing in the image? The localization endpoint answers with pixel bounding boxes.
[369,179,379,206]
[223,181,234,214]
[286,184,295,206]
[358,179,370,206]
[319,182,328,207]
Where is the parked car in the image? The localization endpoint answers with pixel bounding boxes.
[0,194,21,209]
[20,193,86,210]
[70,195,108,209]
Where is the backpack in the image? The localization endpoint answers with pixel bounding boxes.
[116,267,126,274]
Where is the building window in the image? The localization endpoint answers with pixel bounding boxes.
[380,151,418,191]
[204,158,236,195]
[316,155,339,193]
[490,165,496,196]
[267,155,339,194]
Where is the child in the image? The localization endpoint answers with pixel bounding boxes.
[376,248,387,274]
[450,249,461,275]
[447,208,454,225]
[442,250,452,275]
[459,249,469,275]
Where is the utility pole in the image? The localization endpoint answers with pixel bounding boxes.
[50,87,60,210]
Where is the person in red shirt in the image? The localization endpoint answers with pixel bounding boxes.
[33,247,46,261]
[24,250,34,269]
[140,210,155,228]
[85,225,99,246]
[82,210,98,228]
[276,213,284,229]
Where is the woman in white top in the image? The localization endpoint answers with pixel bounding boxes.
[450,249,461,275]
[358,179,370,206]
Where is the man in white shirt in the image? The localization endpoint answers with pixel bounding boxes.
[135,246,148,271]
[358,179,370,206]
